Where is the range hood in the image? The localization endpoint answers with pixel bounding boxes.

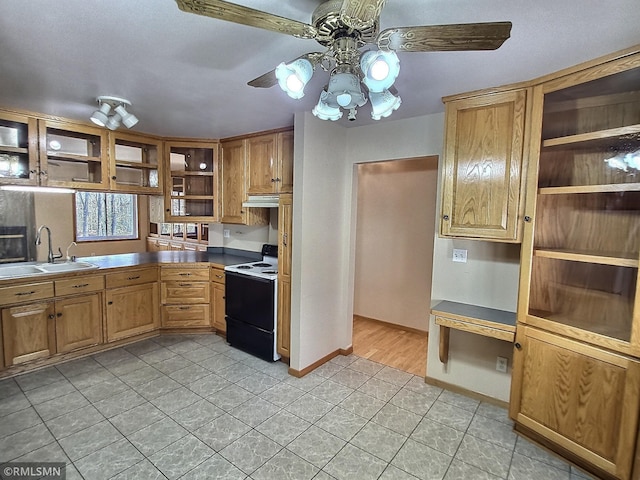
[242,195,280,208]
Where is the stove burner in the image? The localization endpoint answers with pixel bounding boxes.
[253,263,271,267]
[237,265,253,269]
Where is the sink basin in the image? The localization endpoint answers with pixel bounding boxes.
[36,262,99,273]
[0,261,99,279]
[0,265,46,278]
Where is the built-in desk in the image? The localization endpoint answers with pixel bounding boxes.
[430,301,516,364]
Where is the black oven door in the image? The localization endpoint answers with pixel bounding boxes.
[225,271,275,331]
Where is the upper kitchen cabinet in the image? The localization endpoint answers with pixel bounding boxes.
[109,131,163,194]
[440,88,529,242]
[0,110,38,186]
[511,50,640,480]
[220,138,269,226]
[246,129,294,195]
[38,119,109,189]
[164,140,219,222]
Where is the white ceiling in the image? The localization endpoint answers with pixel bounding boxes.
[1,1,639,139]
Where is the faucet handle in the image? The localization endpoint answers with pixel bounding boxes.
[66,242,77,262]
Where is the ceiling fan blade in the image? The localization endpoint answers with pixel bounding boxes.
[340,0,386,30]
[248,52,325,88]
[377,22,512,52]
[175,0,318,39]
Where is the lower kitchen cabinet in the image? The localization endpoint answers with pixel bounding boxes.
[277,279,291,357]
[510,326,640,480]
[105,267,159,342]
[55,293,102,354]
[211,266,226,333]
[2,301,56,366]
[160,265,210,328]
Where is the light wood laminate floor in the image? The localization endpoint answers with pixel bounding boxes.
[352,315,428,376]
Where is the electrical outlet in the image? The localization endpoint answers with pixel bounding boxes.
[496,356,508,373]
[223,229,230,238]
[452,249,467,263]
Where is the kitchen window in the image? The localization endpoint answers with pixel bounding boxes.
[75,192,138,241]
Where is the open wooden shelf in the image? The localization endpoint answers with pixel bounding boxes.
[534,248,639,268]
[542,124,640,149]
[538,183,640,195]
[46,152,101,163]
[170,170,214,177]
[0,146,28,155]
[115,160,158,169]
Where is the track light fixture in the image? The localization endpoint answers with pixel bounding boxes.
[90,96,139,130]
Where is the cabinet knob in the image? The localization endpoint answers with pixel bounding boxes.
[442,214,450,221]
[166,209,170,212]
[112,176,117,180]
[271,178,276,183]
[57,312,62,318]
[514,342,522,350]
[524,216,532,222]
[48,314,55,320]
[107,301,113,305]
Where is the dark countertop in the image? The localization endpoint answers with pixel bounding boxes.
[431,300,516,327]
[77,249,258,271]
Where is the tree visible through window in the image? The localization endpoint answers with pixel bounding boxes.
[75,192,138,241]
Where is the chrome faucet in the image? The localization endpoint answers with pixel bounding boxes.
[66,241,77,262]
[35,225,63,263]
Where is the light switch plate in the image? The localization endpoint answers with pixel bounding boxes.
[452,249,467,263]
[223,229,230,238]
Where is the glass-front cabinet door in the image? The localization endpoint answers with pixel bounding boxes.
[38,120,109,189]
[109,132,162,194]
[0,111,38,185]
[164,141,218,222]
[521,59,640,356]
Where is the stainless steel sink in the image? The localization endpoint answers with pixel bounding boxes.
[36,262,99,274]
[0,261,99,279]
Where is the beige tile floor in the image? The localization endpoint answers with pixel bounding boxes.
[0,334,598,479]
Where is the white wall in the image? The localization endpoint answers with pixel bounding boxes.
[291,110,522,402]
[353,157,438,332]
[208,211,278,253]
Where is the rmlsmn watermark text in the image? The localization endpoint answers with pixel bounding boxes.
[1,463,66,480]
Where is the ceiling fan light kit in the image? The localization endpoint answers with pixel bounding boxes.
[175,0,512,123]
[90,96,139,130]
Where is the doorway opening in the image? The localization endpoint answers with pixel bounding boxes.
[352,156,439,376]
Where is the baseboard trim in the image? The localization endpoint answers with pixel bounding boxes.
[288,346,354,378]
[425,375,509,409]
[353,314,428,336]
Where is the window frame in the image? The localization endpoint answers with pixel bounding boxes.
[73,191,140,243]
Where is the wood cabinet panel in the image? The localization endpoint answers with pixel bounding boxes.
[162,304,210,328]
[105,282,159,342]
[511,327,640,480]
[105,267,158,289]
[277,279,291,358]
[277,130,294,194]
[440,89,528,242]
[211,267,225,285]
[161,281,210,304]
[161,267,210,282]
[55,293,102,353]
[54,275,104,297]
[212,282,225,332]
[0,281,54,306]
[2,301,55,366]
[247,134,277,195]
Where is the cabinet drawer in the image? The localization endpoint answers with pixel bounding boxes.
[162,304,210,327]
[161,266,210,282]
[161,282,210,304]
[211,267,225,285]
[106,267,158,289]
[55,275,104,297]
[0,282,54,306]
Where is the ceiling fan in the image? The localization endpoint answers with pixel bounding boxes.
[175,0,512,121]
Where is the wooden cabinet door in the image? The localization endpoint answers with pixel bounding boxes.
[277,279,291,358]
[220,139,247,224]
[247,134,277,195]
[105,282,159,342]
[2,301,55,366]
[55,293,102,353]
[212,282,225,333]
[277,130,294,194]
[278,194,292,279]
[510,326,640,480]
[440,89,527,242]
